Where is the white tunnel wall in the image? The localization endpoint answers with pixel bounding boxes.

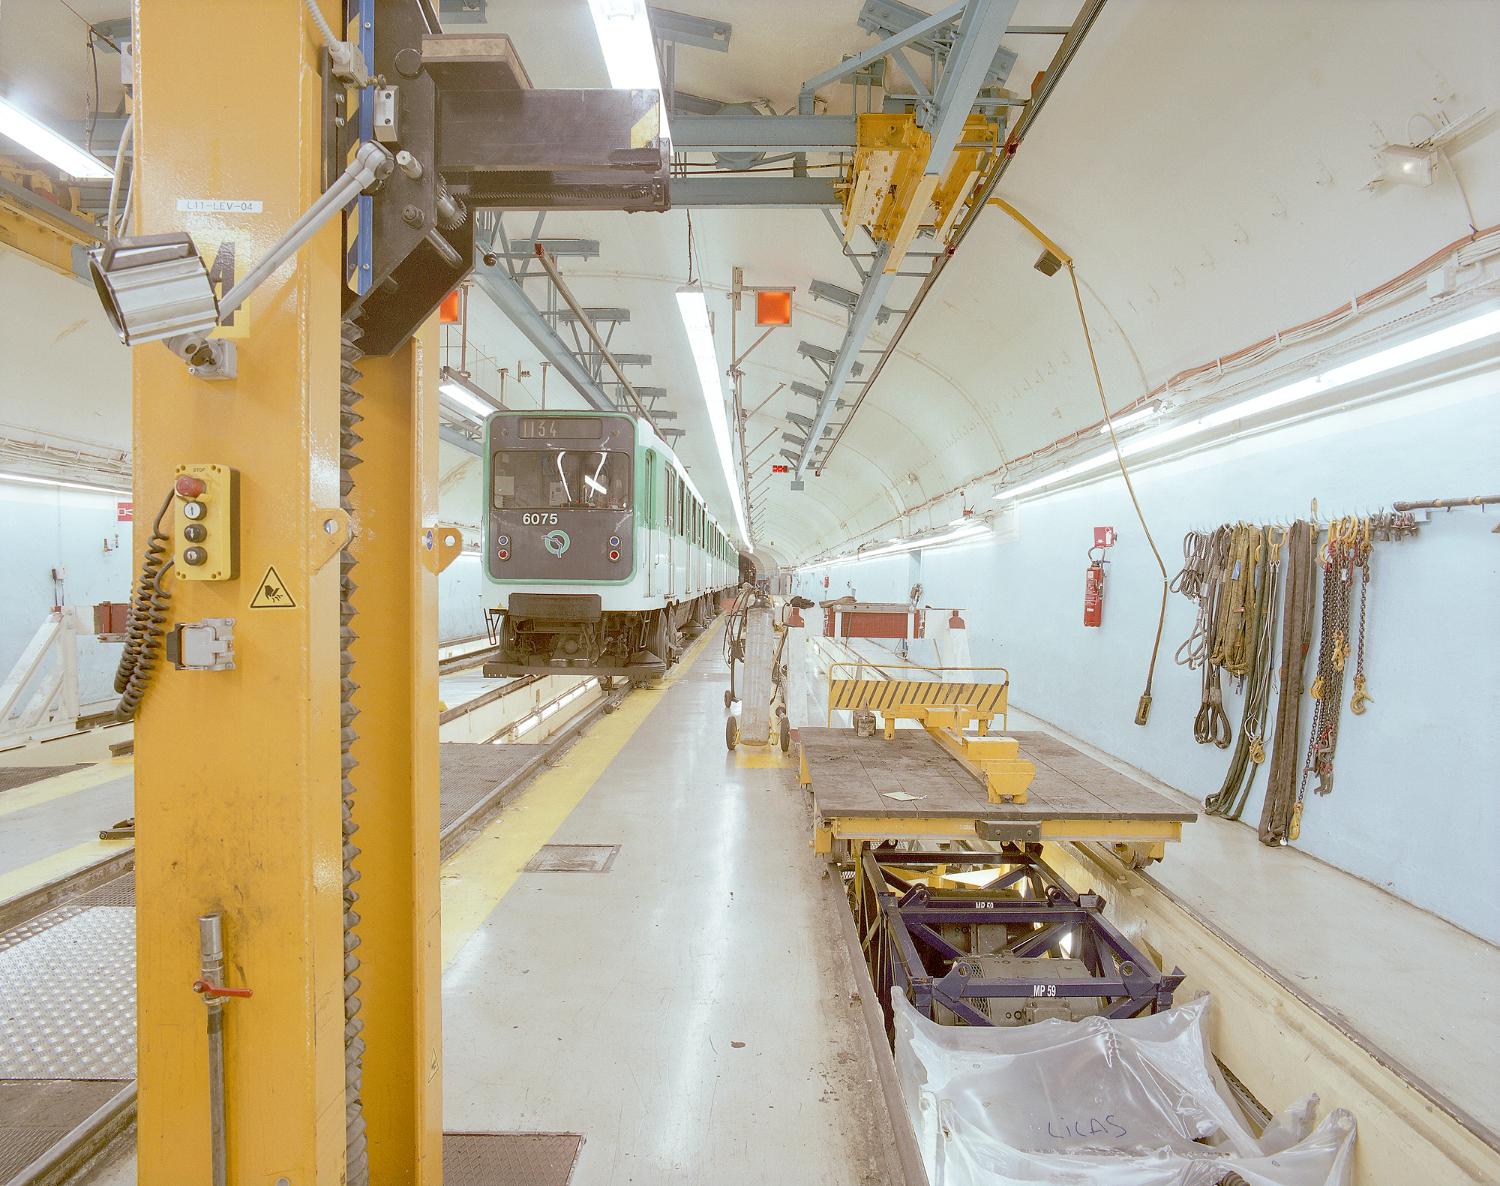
[0,484,133,707]
[793,366,1500,944]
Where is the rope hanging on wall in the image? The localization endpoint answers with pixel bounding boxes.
[1204,526,1282,820]
[1259,519,1319,845]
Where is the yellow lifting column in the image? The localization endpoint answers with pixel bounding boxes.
[351,334,446,1183]
[130,3,441,1183]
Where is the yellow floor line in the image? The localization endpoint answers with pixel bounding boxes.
[440,621,721,967]
[735,747,795,769]
[0,760,133,820]
[0,838,133,903]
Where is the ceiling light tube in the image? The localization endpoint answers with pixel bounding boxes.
[586,0,671,144]
[0,470,130,496]
[0,95,113,179]
[857,522,989,561]
[1097,406,1156,435]
[996,307,1500,503]
[439,367,500,421]
[676,284,750,545]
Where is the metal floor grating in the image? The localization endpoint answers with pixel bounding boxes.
[0,876,135,953]
[0,765,89,795]
[0,1080,127,1180]
[0,908,136,1078]
[439,743,544,831]
[443,1132,583,1186]
[523,844,619,873]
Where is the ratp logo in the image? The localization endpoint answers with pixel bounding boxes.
[543,528,571,557]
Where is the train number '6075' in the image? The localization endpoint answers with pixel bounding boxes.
[522,513,559,525]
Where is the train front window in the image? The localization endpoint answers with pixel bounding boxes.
[492,450,631,510]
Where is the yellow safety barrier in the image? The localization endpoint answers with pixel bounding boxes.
[824,662,1034,803]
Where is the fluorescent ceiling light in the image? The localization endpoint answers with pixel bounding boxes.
[586,0,671,144]
[676,284,750,545]
[857,522,989,561]
[1097,406,1156,435]
[996,307,1500,503]
[0,470,129,496]
[439,368,498,421]
[0,95,113,179]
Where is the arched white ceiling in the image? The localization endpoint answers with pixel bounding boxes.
[465,0,1499,562]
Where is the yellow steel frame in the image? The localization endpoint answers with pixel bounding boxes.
[132,4,440,1182]
[0,159,96,277]
[840,112,999,266]
[825,661,1035,803]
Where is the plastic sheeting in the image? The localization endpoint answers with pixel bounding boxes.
[893,990,1356,1186]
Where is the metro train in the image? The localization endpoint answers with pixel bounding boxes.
[482,409,739,677]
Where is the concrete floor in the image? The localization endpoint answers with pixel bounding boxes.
[0,764,132,899]
[440,628,902,1184]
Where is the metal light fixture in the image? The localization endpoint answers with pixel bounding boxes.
[88,143,394,380]
[675,283,750,545]
[0,94,113,179]
[90,233,220,347]
[0,470,131,496]
[996,307,1500,502]
[438,366,500,421]
[858,522,990,560]
[586,0,671,143]
[1097,406,1157,435]
[1377,143,1436,188]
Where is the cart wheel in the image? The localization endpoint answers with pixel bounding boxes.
[723,689,734,709]
[779,716,791,753]
[725,715,739,751]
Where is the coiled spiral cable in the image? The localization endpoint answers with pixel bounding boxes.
[114,489,176,721]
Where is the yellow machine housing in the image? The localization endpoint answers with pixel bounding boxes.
[841,113,999,258]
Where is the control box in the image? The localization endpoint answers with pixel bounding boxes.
[173,463,238,581]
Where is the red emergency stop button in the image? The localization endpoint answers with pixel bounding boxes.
[175,475,206,498]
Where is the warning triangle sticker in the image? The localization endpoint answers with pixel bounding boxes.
[249,566,297,610]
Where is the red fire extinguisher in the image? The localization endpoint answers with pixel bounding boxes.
[1083,547,1107,627]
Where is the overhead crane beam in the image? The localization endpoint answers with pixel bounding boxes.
[671,114,857,152]
[471,258,620,413]
[815,0,1110,473]
[670,177,841,207]
[792,0,1018,481]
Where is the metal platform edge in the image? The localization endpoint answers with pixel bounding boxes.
[0,850,136,936]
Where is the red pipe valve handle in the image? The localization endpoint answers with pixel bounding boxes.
[192,978,253,999]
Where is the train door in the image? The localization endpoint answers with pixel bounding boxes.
[666,468,677,599]
[644,452,657,597]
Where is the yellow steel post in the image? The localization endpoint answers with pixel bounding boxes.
[132,4,348,1182]
[350,324,444,1183]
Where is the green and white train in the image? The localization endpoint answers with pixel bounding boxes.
[483,409,738,676]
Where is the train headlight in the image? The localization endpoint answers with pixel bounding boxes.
[609,535,620,548]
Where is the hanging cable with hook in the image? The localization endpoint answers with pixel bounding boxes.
[1067,261,1172,725]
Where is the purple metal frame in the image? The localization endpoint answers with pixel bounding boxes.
[854,847,1184,1028]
